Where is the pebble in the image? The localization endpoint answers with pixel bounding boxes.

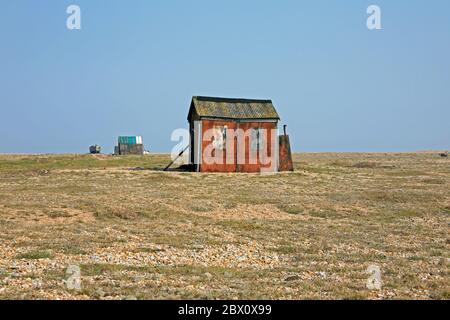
[32,279,43,289]
[95,288,106,298]
[204,272,213,280]
[90,255,101,263]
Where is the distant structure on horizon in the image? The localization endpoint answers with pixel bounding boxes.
[114,136,145,155]
[89,145,101,154]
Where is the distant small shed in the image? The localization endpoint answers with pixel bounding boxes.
[187,96,292,173]
[115,136,144,155]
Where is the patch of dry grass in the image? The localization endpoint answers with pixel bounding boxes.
[0,153,448,300]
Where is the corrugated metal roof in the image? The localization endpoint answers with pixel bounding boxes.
[118,136,143,145]
[188,96,280,120]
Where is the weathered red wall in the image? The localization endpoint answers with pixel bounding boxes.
[200,120,237,173]
[200,120,277,173]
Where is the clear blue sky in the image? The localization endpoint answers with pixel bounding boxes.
[0,0,449,153]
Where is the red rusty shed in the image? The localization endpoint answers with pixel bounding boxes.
[187,96,282,173]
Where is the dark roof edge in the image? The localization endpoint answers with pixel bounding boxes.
[193,96,273,104]
[196,116,279,121]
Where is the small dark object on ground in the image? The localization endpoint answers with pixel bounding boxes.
[32,169,50,176]
[439,153,448,158]
[128,167,146,171]
[284,275,301,282]
[172,164,195,172]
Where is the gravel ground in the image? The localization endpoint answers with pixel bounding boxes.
[0,153,448,299]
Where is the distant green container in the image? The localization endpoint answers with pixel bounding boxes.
[118,136,143,145]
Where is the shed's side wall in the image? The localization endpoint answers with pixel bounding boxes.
[237,121,277,173]
[200,119,278,173]
[200,119,238,173]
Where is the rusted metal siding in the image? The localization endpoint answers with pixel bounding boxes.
[199,119,278,173]
[278,135,294,172]
[236,121,277,173]
[200,119,238,173]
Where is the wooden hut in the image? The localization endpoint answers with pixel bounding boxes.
[187,96,283,173]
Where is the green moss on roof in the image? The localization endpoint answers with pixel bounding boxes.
[188,96,280,120]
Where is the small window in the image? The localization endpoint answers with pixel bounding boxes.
[250,128,260,152]
[213,126,227,150]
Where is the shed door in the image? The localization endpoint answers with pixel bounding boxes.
[194,121,202,172]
